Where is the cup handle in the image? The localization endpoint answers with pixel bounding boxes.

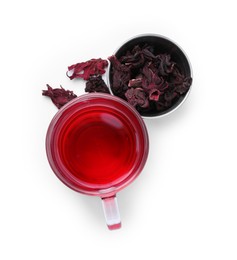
[101,195,121,230]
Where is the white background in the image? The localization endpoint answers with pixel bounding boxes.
[0,1,237,259]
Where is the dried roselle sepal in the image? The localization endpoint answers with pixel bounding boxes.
[85,75,110,94]
[156,54,175,76]
[164,91,178,102]
[42,84,77,109]
[125,88,149,108]
[120,47,141,64]
[169,67,192,94]
[141,63,156,85]
[108,55,131,97]
[175,77,192,94]
[141,46,157,61]
[124,88,137,107]
[67,58,108,80]
[149,89,161,101]
[128,78,143,88]
[108,55,130,72]
[111,68,130,90]
[141,63,168,93]
[122,47,145,68]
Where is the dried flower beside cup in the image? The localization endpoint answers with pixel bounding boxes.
[43,35,192,118]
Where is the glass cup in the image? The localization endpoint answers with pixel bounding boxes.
[46,93,149,230]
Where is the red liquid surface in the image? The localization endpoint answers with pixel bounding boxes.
[59,107,138,185]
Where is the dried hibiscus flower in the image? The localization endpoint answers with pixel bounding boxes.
[109,44,192,114]
[85,75,110,94]
[67,58,108,80]
[125,88,149,108]
[149,88,161,101]
[42,84,77,109]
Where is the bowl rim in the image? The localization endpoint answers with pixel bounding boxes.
[106,33,193,119]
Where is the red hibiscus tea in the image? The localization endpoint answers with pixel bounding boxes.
[46,93,149,229]
[59,105,139,185]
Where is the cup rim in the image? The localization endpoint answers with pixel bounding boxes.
[106,33,193,119]
[46,93,149,197]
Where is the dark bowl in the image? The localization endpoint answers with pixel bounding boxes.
[108,34,193,118]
